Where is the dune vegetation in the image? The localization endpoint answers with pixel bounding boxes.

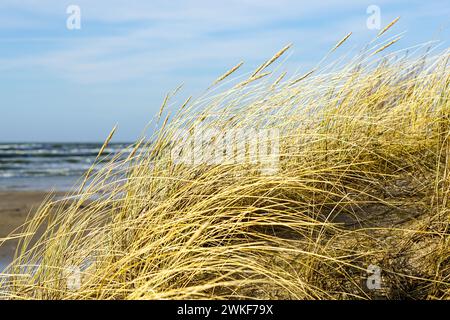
[1,21,450,299]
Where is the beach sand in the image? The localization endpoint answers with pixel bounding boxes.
[0,191,52,264]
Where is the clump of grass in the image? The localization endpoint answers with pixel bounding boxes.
[1,27,449,299]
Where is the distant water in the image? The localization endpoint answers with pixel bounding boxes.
[0,143,129,191]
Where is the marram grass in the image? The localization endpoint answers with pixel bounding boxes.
[1,29,450,300]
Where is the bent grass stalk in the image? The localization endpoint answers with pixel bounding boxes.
[1,33,450,300]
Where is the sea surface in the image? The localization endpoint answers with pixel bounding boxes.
[0,143,130,191]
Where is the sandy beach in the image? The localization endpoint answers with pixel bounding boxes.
[0,191,52,264]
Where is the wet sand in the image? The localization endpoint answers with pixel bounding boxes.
[0,191,53,264]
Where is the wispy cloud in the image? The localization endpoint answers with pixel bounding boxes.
[0,1,397,82]
[0,0,448,141]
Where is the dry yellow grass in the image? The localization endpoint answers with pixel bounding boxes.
[0,30,449,300]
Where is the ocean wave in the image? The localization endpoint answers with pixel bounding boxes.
[0,143,129,179]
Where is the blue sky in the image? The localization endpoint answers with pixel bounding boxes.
[0,0,448,142]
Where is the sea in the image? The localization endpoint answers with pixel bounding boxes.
[0,143,135,275]
[0,142,130,191]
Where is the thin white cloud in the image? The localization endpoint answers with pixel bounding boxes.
[0,0,446,84]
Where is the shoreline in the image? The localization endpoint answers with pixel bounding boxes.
[0,190,58,266]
